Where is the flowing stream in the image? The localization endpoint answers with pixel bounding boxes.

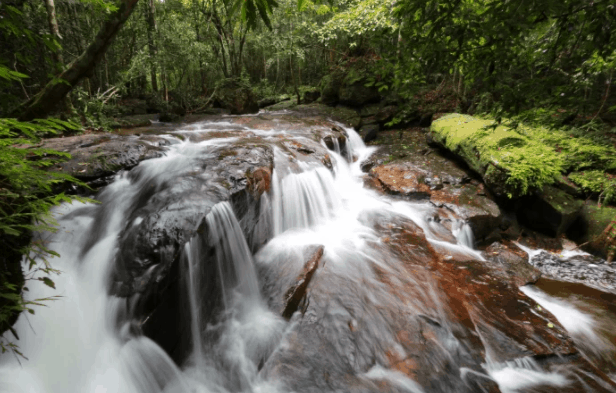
[1,114,615,393]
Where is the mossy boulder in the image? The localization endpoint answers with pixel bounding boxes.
[429,114,565,199]
[429,113,616,200]
[338,81,380,107]
[319,74,342,106]
[214,79,259,115]
[567,204,616,258]
[516,186,584,237]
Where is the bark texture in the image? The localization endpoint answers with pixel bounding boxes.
[16,0,140,121]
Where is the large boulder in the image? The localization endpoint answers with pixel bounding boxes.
[567,204,616,259]
[319,74,342,106]
[214,78,259,114]
[41,133,167,190]
[338,82,380,107]
[516,186,584,237]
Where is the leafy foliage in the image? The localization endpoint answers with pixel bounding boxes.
[0,64,88,356]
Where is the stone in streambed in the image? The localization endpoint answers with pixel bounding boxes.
[485,242,541,286]
[431,183,503,244]
[281,245,324,319]
[370,164,431,200]
[516,185,583,237]
[567,204,616,259]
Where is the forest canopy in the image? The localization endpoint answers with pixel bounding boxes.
[1,0,616,348]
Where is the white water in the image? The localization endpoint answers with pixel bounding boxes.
[0,118,540,393]
[487,357,569,393]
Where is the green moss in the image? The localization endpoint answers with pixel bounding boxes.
[431,114,564,197]
[569,171,616,205]
[431,113,616,199]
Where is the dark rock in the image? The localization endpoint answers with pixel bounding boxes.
[42,134,166,188]
[567,204,616,259]
[302,89,320,104]
[359,124,380,142]
[375,105,398,125]
[158,112,182,122]
[419,113,434,127]
[319,74,342,106]
[359,115,379,128]
[431,183,503,242]
[338,82,380,107]
[281,245,324,319]
[516,186,584,237]
[485,242,541,286]
[360,104,381,118]
[214,78,259,114]
[528,251,616,293]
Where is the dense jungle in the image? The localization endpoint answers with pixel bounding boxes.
[1,0,616,392]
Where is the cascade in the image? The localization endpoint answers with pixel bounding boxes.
[1,116,615,393]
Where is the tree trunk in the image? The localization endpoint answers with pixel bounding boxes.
[146,0,158,92]
[16,0,140,121]
[44,0,74,115]
[44,0,64,69]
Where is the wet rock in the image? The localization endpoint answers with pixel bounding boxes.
[370,164,431,200]
[485,242,541,286]
[431,183,503,242]
[302,89,320,104]
[359,124,380,142]
[261,210,577,393]
[106,143,275,361]
[338,82,380,107]
[528,251,616,293]
[516,186,584,237]
[42,134,166,189]
[567,204,616,259]
[214,78,259,114]
[281,245,324,319]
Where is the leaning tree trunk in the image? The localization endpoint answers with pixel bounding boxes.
[15,0,140,121]
[44,0,74,115]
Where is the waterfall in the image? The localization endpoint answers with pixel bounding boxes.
[3,115,614,393]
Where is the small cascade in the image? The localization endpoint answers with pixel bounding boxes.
[4,114,615,393]
[487,357,570,393]
[453,220,475,248]
[271,164,342,235]
[183,241,206,368]
[179,201,285,392]
[206,201,261,305]
[521,285,616,374]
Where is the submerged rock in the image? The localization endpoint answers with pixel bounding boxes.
[281,245,324,319]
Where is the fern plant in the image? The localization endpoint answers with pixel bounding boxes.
[0,65,88,357]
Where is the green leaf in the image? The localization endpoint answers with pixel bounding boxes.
[39,277,56,289]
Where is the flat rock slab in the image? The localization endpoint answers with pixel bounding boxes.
[370,164,431,200]
[529,251,616,293]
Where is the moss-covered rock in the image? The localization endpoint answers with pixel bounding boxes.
[429,114,564,198]
[516,186,584,237]
[338,81,380,107]
[567,204,616,258]
[214,78,259,115]
[319,74,342,106]
[429,113,616,201]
